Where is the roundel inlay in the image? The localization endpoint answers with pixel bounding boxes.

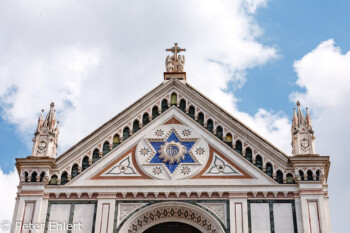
[136,123,209,180]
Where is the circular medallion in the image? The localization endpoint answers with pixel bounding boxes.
[158,141,187,164]
[136,124,210,180]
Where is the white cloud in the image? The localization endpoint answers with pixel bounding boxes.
[291,39,350,232]
[0,167,18,232]
[0,0,292,222]
[0,0,287,153]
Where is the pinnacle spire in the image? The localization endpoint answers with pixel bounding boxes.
[291,101,315,155]
[296,101,305,126]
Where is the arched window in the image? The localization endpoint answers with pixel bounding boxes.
[255,155,263,170]
[123,127,130,141]
[299,170,305,181]
[171,93,177,105]
[31,172,37,182]
[266,163,273,178]
[92,149,100,164]
[71,164,79,179]
[179,99,186,112]
[207,119,213,133]
[286,173,295,184]
[113,134,120,148]
[61,172,68,185]
[70,165,78,179]
[225,133,232,147]
[133,120,140,134]
[152,106,159,119]
[103,141,110,156]
[276,170,283,184]
[49,175,58,185]
[245,148,252,163]
[40,172,45,182]
[307,170,313,181]
[161,99,168,112]
[82,156,89,171]
[197,112,204,126]
[235,140,242,155]
[216,126,223,140]
[24,172,29,183]
[188,106,195,119]
[316,170,321,181]
[143,113,150,126]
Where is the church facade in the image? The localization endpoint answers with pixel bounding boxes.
[11,44,331,233]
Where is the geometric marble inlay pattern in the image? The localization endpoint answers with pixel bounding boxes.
[125,206,220,233]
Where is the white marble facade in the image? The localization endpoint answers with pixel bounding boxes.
[12,74,331,233]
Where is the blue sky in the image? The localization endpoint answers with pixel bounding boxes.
[0,0,349,232]
[238,0,350,115]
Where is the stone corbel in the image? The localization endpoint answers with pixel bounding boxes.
[76,192,82,198]
[186,191,191,198]
[196,192,202,198]
[109,143,113,150]
[122,192,127,198]
[98,151,103,158]
[175,192,181,198]
[143,192,148,198]
[88,159,92,166]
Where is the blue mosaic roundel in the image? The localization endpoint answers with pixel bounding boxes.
[149,132,196,173]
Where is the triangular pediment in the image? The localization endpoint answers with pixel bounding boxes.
[68,108,277,186]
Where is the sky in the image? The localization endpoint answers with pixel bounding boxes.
[0,0,349,232]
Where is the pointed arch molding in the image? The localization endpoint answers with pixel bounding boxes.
[117,202,225,233]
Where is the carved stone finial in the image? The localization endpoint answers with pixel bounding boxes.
[165,43,186,72]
